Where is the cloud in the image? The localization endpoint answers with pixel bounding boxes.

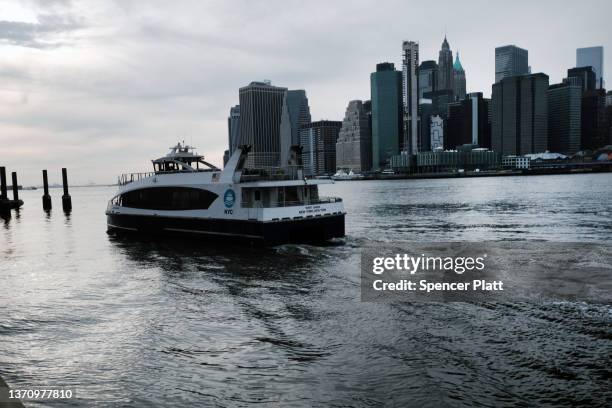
[0,13,83,48]
[0,0,610,186]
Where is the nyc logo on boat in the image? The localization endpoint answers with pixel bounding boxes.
[224,189,236,208]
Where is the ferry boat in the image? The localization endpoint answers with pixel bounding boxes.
[106,143,345,244]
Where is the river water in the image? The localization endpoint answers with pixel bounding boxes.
[1,174,611,407]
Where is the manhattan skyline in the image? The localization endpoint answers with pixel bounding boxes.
[0,0,610,185]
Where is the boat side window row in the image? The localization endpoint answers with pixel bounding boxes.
[115,187,218,210]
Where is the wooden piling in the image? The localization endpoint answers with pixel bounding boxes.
[61,168,72,212]
[0,166,7,200]
[42,169,52,210]
[11,172,19,201]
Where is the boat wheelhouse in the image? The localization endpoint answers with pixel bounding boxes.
[106,143,345,244]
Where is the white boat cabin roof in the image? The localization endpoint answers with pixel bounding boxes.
[152,142,219,173]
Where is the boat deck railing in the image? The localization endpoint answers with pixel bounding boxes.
[118,172,156,186]
[241,196,342,209]
[117,169,218,185]
[239,166,303,182]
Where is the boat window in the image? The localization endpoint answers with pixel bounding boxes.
[254,190,261,201]
[285,186,299,203]
[120,187,218,210]
[309,185,319,201]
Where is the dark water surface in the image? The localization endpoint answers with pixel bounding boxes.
[1,174,611,407]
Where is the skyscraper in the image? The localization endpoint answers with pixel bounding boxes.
[418,100,433,152]
[238,81,287,167]
[446,93,491,149]
[279,90,311,167]
[495,45,529,82]
[402,41,419,155]
[437,36,454,92]
[453,52,466,101]
[607,102,612,146]
[227,105,240,156]
[430,115,444,150]
[418,60,438,99]
[581,89,608,150]
[423,89,454,119]
[567,66,597,92]
[547,81,582,155]
[371,62,403,170]
[576,46,604,89]
[300,120,342,176]
[283,90,311,145]
[491,73,549,155]
[336,100,372,172]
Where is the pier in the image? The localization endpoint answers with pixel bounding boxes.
[0,167,75,215]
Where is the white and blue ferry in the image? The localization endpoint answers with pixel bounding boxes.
[106,143,345,244]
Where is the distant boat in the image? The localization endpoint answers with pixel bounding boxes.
[332,169,364,181]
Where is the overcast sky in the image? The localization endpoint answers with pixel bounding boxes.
[0,0,610,185]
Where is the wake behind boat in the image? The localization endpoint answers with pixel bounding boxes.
[106,143,345,244]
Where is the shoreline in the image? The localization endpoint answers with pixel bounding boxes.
[333,164,612,181]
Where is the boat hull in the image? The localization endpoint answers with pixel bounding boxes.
[106,212,345,245]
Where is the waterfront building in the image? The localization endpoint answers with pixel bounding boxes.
[607,91,612,107]
[390,151,412,172]
[416,147,499,172]
[464,148,499,170]
[446,92,491,149]
[501,155,531,169]
[547,82,582,154]
[491,73,549,155]
[402,41,419,154]
[418,60,438,99]
[438,36,454,92]
[417,150,461,172]
[300,120,342,176]
[430,115,444,149]
[567,66,596,92]
[227,105,240,156]
[336,100,372,173]
[452,52,466,101]
[576,46,604,89]
[238,81,287,167]
[280,90,311,167]
[581,89,608,150]
[495,45,529,82]
[371,62,403,169]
